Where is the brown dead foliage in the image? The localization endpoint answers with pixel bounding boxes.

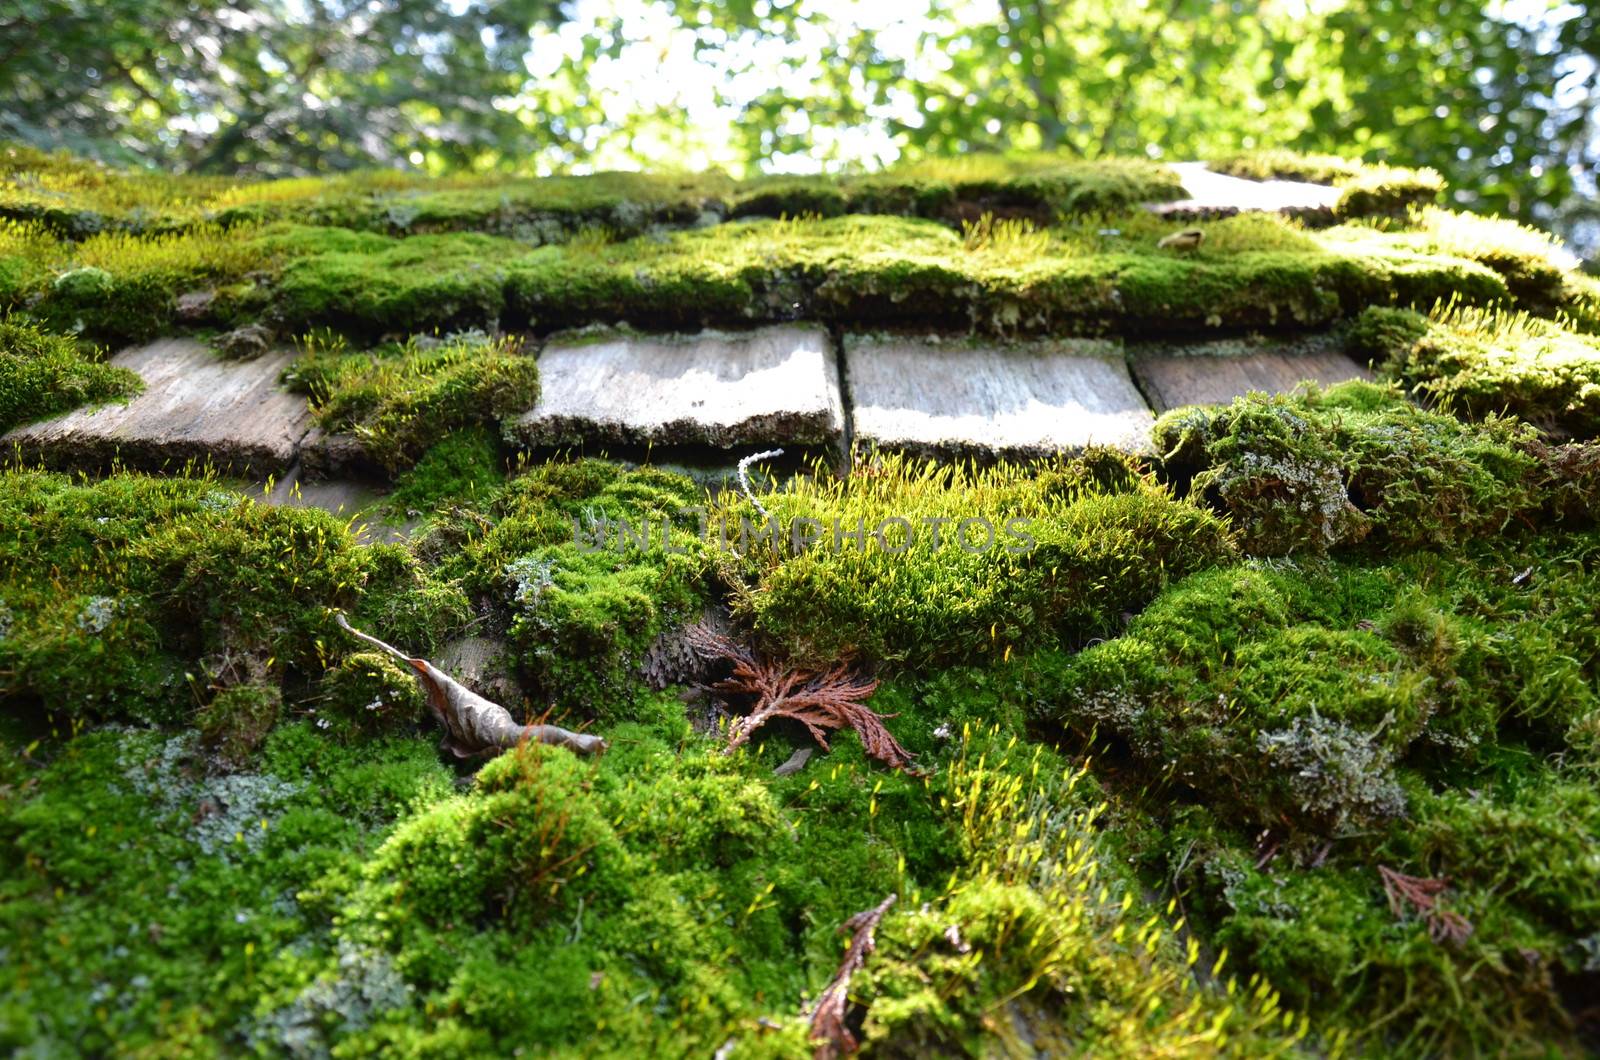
[684,624,916,773]
[1379,864,1474,945]
[809,893,897,1059]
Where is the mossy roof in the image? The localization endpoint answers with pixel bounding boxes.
[6,145,1600,1058]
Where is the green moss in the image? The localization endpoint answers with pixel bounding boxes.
[851,730,1304,1055]
[0,196,1555,340]
[284,332,538,475]
[1349,303,1600,440]
[502,212,1512,336]
[0,470,463,730]
[319,650,426,739]
[354,741,632,939]
[386,427,507,515]
[216,169,726,239]
[732,154,1187,221]
[270,229,518,337]
[0,317,140,433]
[4,146,1183,242]
[1565,271,1600,333]
[1045,531,1600,1051]
[13,475,1587,1053]
[0,143,235,235]
[1049,536,1600,826]
[304,716,1296,1057]
[718,450,1233,666]
[428,459,710,720]
[8,147,1587,342]
[1165,757,1600,1054]
[0,723,454,1055]
[325,714,962,1055]
[26,225,272,343]
[196,681,282,767]
[1400,208,1574,308]
[1154,381,1555,554]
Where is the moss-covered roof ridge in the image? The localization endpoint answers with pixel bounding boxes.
[5,145,1594,352]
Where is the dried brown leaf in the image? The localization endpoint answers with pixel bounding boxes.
[1378,864,1474,945]
[335,614,606,758]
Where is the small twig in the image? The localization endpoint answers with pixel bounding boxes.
[335,612,411,665]
[809,893,897,1059]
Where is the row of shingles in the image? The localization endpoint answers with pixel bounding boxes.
[514,324,1373,461]
[511,326,1152,461]
[0,325,1374,484]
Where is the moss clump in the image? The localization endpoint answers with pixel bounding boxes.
[386,427,507,515]
[1154,381,1553,554]
[9,146,1587,343]
[0,317,140,433]
[284,332,538,475]
[1042,533,1600,1052]
[0,143,235,236]
[1400,208,1574,308]
[324,714,957,1055]
[196,682,282,768]
[0,470,462,729]
[1168,759,1600,1054]
[850,730,1304,1055]
[318,651,425,739]
[719,450,1233,666]
[421,459,709,719]
[1349,303,1600,440]
[5,145,1183,240]
[0,723,454,1055]
[269,228,517,337]
[353,741,631,939]
[0,219,58,304]
[30,225,272,343]
[311,716,1296,1057]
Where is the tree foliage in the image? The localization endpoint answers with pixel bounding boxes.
[3,0,1595,250]
[699,0,1596,247]
[0,0,565,174]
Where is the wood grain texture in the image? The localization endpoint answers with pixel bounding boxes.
[1132,335,1372,413]
[513,324,845,450]
[4,338,312,477]
[259,465,410,544]
[844,335,1154,458]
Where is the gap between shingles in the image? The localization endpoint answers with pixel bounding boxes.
[828,324,856,473]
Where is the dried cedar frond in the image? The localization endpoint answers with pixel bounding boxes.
[1378,865,1474,945]
[684,624,915,773]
